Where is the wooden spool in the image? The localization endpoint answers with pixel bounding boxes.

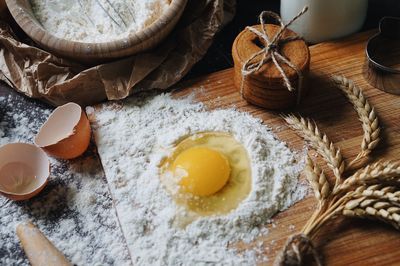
[6,0,187,64]
[232,24,310,110]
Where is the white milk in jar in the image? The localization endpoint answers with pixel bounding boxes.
[281,0,368,43]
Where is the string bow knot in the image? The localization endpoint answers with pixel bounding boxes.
[241,7,309,95]
[274,233,322,266]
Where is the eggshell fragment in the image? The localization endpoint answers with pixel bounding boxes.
[35,102,91,159]
[0,143,50,201]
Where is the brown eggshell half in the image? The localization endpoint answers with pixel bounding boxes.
[0,143,50,201]
[35,103,91,160]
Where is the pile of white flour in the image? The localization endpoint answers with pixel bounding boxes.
[31,0,170,42]
[89,92,308,264]
[0,94,131,265]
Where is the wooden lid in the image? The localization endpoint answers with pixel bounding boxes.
[232,24,310,83]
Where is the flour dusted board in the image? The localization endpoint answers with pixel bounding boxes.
[173,30,400,265]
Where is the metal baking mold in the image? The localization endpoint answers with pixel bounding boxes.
[365,16,400,94]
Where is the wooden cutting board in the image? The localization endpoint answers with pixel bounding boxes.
[172,30,400,265]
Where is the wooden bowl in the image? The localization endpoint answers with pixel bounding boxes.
[6,0,187,63]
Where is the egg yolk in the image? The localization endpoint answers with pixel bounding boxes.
[171,146,231,196]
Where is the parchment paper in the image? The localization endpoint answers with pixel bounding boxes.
[0,0,235,106]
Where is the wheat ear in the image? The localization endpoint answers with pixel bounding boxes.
[343,191,400,230]
[284,115,345,187]
[357,184,400,205]
[332,76,380,168]
[336,160,400,193]
[305,156,330,204]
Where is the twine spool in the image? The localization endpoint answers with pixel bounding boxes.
[232,20,310,110]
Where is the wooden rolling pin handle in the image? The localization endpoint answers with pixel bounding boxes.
[16,222,71,266]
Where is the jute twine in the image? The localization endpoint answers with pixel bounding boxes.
[241,6,309,103]
[274,233,322,266]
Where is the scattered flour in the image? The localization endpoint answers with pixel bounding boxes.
[30,0,170,42]
[0,94,131,265]
[90,92,308,265]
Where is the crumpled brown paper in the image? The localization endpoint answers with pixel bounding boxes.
[0,0,235,106]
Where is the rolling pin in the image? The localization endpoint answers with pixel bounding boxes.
[16,222,71,266]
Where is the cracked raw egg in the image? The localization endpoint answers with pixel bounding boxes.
[173,146,231,197]
[160,132,252,221]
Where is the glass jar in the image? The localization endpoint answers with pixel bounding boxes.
[281,0,368,43]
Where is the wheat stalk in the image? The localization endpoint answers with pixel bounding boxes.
[283,115,345,187]
[336,161,400,193]
[304,156,330,203]
[278,76,394,265]
[332,76,380,167]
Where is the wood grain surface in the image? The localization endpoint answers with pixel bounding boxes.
[173,29,400,265]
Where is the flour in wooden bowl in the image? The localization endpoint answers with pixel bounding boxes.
[30,0,170,42]
[88,92,308,264]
